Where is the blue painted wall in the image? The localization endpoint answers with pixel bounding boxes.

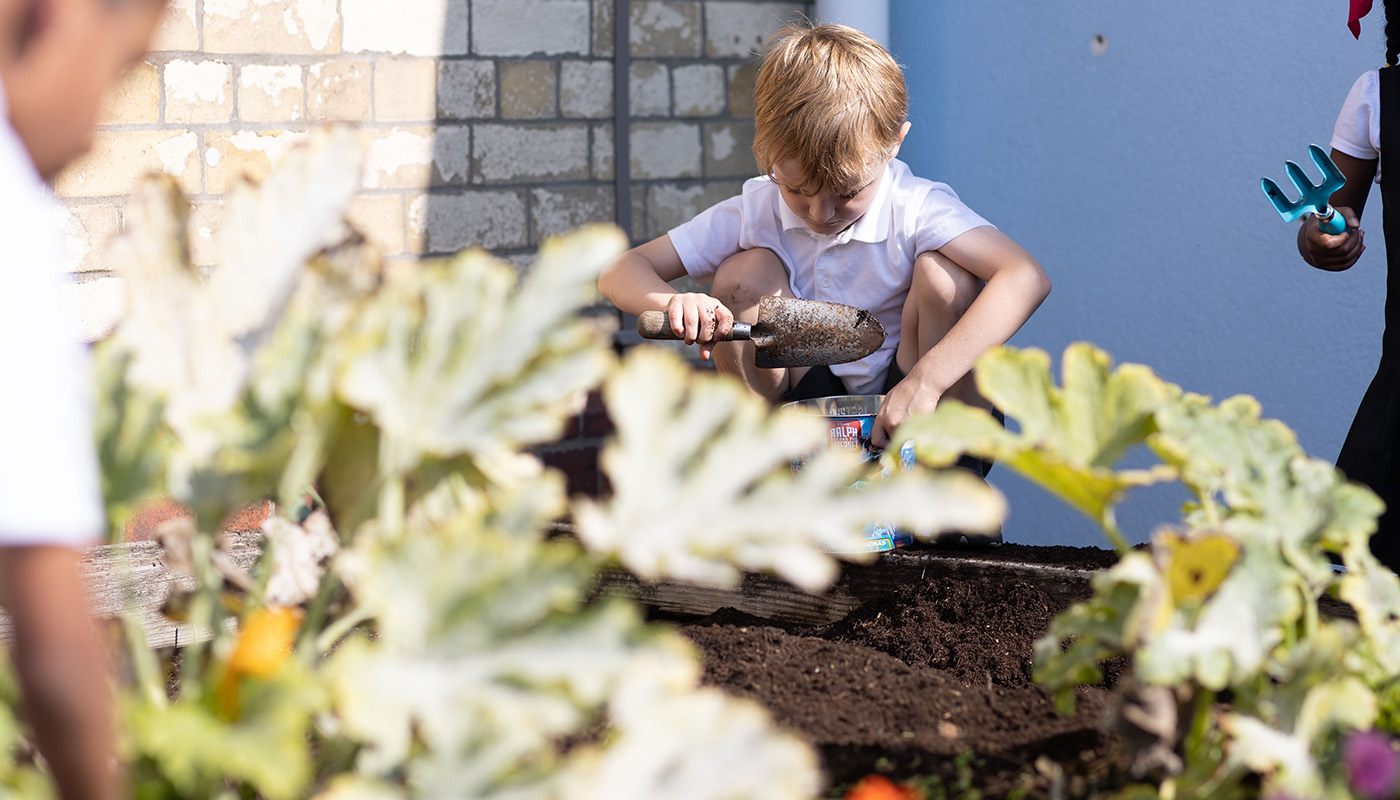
[889,2,1390,546]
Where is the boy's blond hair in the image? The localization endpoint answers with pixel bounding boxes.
[752,23,907,193]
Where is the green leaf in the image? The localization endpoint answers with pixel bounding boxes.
[335,227,623,481]
[575,347,1004,592]
[895,343,1176,546]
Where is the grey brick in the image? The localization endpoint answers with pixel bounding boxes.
[647,180,742,238]
[592,0,615,57]
[501,60,558,119]
[432,125,471,185]
[705,2,806,58]
[630,1,701,57]
[474,124,591,183]
[561,60,613,118]
[531,185,616,243]
[704,120,757,178]
[629,61,669,117]
[630,121,702,179]
[673,63,725,117]
[728,62,758,118]
[417,190,529,252]
[439,60,496,119]
[592,123,614,179]
[473,0,591,56]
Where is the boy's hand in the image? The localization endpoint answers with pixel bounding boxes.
[663,293,734,361]
[871,375,939,448]
[1303,207,1364,271]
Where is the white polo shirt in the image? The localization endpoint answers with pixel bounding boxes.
[668,158,992,394]
[0,80,105,546]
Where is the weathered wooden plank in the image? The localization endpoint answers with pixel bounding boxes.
[597,550,1097,626]
[0,532,263,650]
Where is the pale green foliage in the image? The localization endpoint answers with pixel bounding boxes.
[904,342,1400,800]
[574,346,1005,591]
[895,343,1175,550]
[336,228,621,484]
[76,128,901,799]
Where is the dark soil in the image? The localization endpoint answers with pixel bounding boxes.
[675,544,1132,798]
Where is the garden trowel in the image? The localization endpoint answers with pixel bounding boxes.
[637,294,886,368]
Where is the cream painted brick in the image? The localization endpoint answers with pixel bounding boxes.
[646,181,741,237]
[472,0,590,57]
[673,63,724,117]
[150,0,199,52]
[364,126,436,189]
[374,60,438,121]
[404,192,428,254]
[204,130,307,194]
[67,278,125,343]
[530,185,614,244]
[592,123,613,180]
[54,131,201,198]
[347,194,405,255]
[431,125,470,185]
[239,64,304,122]
[98,62,159,125]
[438,60,495,120]
[728,62,758,118]
[165,60,233,124]
[307,60,371,122]
[343,0,467,56]
[409,191,529,252]
[629,122,701,179]
[188,200,224,268]
[560,61,611,119]
[629,62,668,117]
[592,0,614,57]
[204,0,340,55]
[705,2,806,57]
[704,121,757,177]
[630,1,701,57]
[60,203,122,273]
[472,124,589,184]
[500,61,557,120]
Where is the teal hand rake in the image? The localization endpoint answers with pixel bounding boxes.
[1261,144,1347,234]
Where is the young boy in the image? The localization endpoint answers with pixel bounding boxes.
[0,0,167,797]
[599,24,1050,456]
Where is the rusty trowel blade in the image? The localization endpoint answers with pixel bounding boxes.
[752,295,886,368]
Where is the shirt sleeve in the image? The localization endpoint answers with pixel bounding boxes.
[910,186,995,256]
[667,193,746,284]
[1331,70,1380,162]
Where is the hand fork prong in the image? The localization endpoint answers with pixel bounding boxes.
[1260,176,1306,221]
[1261,144,1348,232]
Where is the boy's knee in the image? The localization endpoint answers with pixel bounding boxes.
[713,248,787,309]
[910,250,981,318]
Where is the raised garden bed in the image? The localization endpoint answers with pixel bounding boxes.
[611,543,1132,798]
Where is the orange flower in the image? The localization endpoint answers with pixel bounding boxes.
[229,606,303,678]
[845,775,923,800]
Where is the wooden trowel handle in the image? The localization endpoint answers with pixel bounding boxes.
[637,311,752,341]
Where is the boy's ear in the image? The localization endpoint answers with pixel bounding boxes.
[888,120,912,160]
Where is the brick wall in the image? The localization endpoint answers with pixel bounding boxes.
[58,0,812,343]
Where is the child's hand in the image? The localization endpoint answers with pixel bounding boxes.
[871,375,939,448]
[1303,206,1364,271]
[663,293,734,361]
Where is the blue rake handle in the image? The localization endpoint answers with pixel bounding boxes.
[1261,144,1347,234]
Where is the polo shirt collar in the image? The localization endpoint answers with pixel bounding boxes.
[775,161,896,244]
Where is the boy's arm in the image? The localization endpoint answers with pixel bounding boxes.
[875,227,1050,444]
[0,545,119,800]
[598,234,735,360]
